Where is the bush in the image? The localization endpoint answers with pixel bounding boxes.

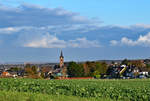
[94,75,101,79]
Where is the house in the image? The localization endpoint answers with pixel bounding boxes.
[106,64,142,79]
[139,71,148,75]
[0,68,4,75]
[2,71,10,76]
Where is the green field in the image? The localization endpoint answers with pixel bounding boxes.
[0,78,150,101]
[0,90,110,101]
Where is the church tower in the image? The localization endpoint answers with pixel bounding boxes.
[60,50,64,68]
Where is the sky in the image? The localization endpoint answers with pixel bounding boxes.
[0,0,150,63]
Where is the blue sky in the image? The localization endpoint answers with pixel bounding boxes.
[0,0,150,63]
[1,0,150,25]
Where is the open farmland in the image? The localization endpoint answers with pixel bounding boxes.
[0,78,150,101]
[0,90,108,101]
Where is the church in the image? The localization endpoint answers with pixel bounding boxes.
[59,50,64,68]
[52,50,67,78]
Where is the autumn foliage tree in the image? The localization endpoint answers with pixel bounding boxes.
[122,59,147,71]
[84,61,108,76]
[24,64,39,78]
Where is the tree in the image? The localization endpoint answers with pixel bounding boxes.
[95,62,108,75]
[131,60,144,67]
[83,61,108,77]
[31,65,38,74]
[121,59,129,65]
[9,67,21,72]
[85,61,96,76]
[83,63,90,76]
[67,61,84,77]
[145,64,150,72]
[24,64,38,78]
[25,64,33,75]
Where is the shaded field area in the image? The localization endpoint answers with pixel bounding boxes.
[0,78,150,101]
[0,91,108,101]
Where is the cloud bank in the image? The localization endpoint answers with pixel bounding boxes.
[1,4,150,49]
[110,32,150,47]
[0,3,99,28]
[24,33,100,48]
[0,4,101,48]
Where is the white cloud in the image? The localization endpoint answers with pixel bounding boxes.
[0,26,32,34]
[109,24,150,30]
[110,40,118,46]
[0,27,19,34]
[110,32,150,47]
[68,38,100,48]
[133,24,150,29]
[24,33,66,48]
[24,33,100,48]
[71,16,88,22]
[136,33,150,46]
[121,37,137,46]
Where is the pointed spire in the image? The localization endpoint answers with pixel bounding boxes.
[60,50,64,58]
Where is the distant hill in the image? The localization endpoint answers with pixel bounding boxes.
[96,60,122,64]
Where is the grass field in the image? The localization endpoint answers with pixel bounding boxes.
[0,78,150,101]
[0,90,111,101]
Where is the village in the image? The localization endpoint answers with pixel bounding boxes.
[0,51,150,79]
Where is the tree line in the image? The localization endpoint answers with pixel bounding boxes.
[67,61,108,77]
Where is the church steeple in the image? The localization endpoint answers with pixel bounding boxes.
[59,50,64,68]
[60,50,64,58]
